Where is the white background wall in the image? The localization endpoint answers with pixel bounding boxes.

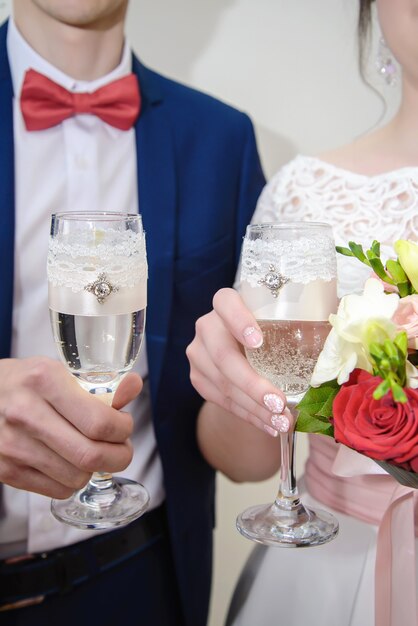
[0,1,400,625]
[126,0,399,179]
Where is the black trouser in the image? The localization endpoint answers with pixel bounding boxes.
[0,506,185,626]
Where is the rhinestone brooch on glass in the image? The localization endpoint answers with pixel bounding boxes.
[85,273,118,304]
[258,265,289,298]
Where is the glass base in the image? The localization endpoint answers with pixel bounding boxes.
[236,501,339,548]
[51,477,150,530]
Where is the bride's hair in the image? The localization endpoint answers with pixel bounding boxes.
[357,0,387,126]
[358,0,374,70]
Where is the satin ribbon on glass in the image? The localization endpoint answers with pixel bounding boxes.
[20,68,141,131]
[305,437,418,626]
[48,284,147,316]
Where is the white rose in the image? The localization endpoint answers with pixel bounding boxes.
[311,278,400,387]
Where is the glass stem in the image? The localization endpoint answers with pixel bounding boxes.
[79,389,119,505]
[87,392,115,488]
[89,472,115,490]
[275,430,300,508]
[79,472,120,509]
[274,404,310,527]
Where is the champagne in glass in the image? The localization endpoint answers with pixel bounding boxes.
[47,212,149,529]
[246,320,331,399]
[237,222,339,547]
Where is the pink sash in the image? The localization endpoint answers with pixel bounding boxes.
[305,435,418,626]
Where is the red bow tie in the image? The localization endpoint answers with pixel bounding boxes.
[20,68,141,131]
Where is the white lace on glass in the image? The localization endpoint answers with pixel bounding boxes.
[47,229,147,292]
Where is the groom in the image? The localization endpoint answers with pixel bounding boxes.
[0,1,265,625]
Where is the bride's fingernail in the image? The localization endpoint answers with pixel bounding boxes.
[271,414,290,433]
[263,393,285,414]
[243,326,263,348]
[263,424,279,438]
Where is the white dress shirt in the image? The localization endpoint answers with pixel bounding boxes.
[0,19,164,558]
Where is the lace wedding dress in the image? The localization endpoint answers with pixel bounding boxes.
[227,155,418,626]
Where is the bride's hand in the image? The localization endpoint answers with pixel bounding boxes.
[187,288,292,436]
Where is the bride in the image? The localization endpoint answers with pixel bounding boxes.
[187,1,418,625]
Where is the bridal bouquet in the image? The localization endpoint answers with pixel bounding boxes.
[297,239,418,487]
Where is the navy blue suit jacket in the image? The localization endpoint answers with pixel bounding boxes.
[0,20,266,626]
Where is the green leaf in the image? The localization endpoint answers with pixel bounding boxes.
[317,391,338,419]
[297,379,339,410]
[373,379,390,400]
[398,282,412,297]
[296,380,339,437]
[348,241,369,264]
[383,339,398,360]
[296,411,334,437]
[371,240,381,257]
[368,342,385,361]
[335,246,354,257]
[295,401,330,421]
[394,331,408,358]
[366,248,377,261]
[386,259,408,283]
[391,382,408,404]
[368,257,395,283]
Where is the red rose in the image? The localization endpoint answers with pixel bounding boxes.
[332,369,418,472]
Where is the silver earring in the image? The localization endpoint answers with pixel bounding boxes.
[376,37,397,86]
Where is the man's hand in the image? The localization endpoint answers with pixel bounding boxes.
[0,357,142,498]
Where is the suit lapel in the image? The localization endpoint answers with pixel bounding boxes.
[0,21,15,359]
[132,57,177,403]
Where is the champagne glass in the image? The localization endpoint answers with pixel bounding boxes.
[47,211,149,529]
[236,222,339,547]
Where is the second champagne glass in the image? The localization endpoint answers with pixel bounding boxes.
[236,222,339,547]
[47,211,149,529]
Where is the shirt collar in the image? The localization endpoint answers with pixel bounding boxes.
[7,17,132,98]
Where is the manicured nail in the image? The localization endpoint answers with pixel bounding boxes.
[263,424,279,438]
[271,414,290,433]
[263,393,285,414]
[243,326,263,348]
